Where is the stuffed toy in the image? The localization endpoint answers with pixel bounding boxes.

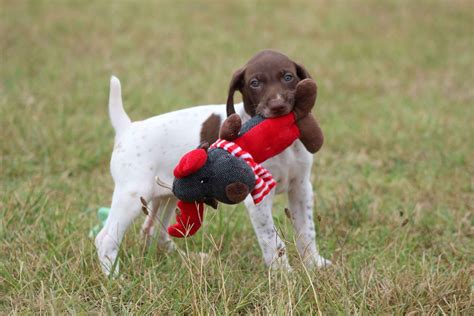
[88,207,110,238]
[168,78,323,237]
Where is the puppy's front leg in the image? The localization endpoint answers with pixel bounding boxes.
[95,184,152,276]
[244,191,292,271]
[288,176,331,268]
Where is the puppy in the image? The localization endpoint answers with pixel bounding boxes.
[95,50,330,276]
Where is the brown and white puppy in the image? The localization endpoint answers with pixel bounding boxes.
[223,50,330,270]
[95,50,330,277]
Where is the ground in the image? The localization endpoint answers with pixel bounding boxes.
[1,0,473,314]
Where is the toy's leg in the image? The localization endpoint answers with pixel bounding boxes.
[293,78,323,153]
[168,201,204,237]
[219,113,241,141]
[296,114,324,154]
[293,78,317,118]
[244,190,292,271]
[287,177,331,268]
[95,183,152,276]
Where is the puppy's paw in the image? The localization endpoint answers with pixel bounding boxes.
[95,229,120,278]
[269,257,293,273]
[306,254,332,269]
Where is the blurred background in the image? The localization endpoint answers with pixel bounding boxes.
[1,0,472,313]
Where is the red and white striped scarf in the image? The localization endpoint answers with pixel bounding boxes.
[210,139,276,204]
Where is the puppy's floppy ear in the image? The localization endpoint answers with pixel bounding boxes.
[226,67,245,117]
[294,62,312,80]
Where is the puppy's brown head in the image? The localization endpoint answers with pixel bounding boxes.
[227,50,311,118]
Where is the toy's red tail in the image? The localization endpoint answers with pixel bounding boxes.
[167,200,205,238]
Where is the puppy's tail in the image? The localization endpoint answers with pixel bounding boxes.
[109,76,131,138]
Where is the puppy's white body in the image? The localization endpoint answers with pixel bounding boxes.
[95,77,330,275]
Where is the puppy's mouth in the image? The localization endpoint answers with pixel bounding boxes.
[269,106,292,117]
[257,102,293,118]
[256,92,295,118]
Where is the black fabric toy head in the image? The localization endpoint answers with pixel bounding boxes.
[172,145,255,207]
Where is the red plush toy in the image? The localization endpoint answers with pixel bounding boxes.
[168,79,323,237]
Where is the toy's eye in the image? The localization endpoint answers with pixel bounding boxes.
[249,78,260,88]
[283,73,293,82]
[200,177,209,184]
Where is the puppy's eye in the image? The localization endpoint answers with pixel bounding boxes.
[283,73,293,82]
[249,79,260,88]
[200,177,209,184]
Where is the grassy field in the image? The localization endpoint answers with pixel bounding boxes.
[1,0,473,314]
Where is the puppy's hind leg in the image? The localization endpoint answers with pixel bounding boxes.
[141,197,159,247]
[141,196,178,253]
[155,197,178,252]
[95,183,152,277]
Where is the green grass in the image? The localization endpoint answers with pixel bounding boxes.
[1,0,473,313]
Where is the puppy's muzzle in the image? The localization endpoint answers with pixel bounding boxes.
[268,99,289,115]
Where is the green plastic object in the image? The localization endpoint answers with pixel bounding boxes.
[89,207,110,238]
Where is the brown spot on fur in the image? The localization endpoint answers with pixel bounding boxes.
[277,246,286,257]
[200,114,221,145]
